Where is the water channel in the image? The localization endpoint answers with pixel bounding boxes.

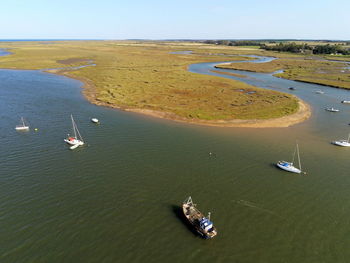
[1,51,350,262]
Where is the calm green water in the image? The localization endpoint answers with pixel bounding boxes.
[1,56,350,263]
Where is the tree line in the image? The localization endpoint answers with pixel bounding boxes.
[201,40,350,55]
[261,42,350,55]
[203,40,263,46]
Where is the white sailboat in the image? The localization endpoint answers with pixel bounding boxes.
[15,117,29,131]
[325,107,339,112]
[332,133,350,147]
[315,90,324,94]
[276,143,303,174]
[64,114,84,150]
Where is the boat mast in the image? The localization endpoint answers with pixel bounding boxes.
[296,143,301,171]
[71,114,77,139]
[21,117,25,127]
[347,133,350,143]
[291,144,297,164]
[208,212,211,220]
[185,196,193,205]
[75,123,83,142]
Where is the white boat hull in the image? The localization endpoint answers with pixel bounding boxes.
[276,161,301,174]
[91,118,99,123]
[15,126,29,131]
[332,140,350,147]
[69,144,80,150]
[64,138,84,146]
[325,108,339,112]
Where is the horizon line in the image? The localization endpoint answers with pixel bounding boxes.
[0,38,349,42]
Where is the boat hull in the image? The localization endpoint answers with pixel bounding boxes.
[332,140,350,147]
[91,118,99,123]
[276,161,301,174]
[64,138,84,146]
[325,108,339,112]
[15,126,29,131]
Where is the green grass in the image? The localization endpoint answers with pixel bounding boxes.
[0,40,300,120]
[216,57,350,89]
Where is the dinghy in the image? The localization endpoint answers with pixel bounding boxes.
[91,118,99,123]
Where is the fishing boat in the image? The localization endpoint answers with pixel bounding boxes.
[64,115,84,150]
[332,133,350,147]
[276,143,303,174]
[325,107,339,112]
[341,100,350,104]
[91,118,99,123]
[15,117,29,131]
[182,197,217,239]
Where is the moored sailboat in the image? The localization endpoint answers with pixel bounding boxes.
[325,107,339,112]
[64,114,84,150]
[182,197,217,239]
[276,143,304,174]
[332,133,350,147]
[15,117,29,131]
[315,90,324,94]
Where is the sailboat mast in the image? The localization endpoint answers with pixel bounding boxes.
[21,117,25,127]
[297,143,301,171]
[292,145,296,164]
[75,124,84,142]
[71,114,77,139]
[347,133,350,143]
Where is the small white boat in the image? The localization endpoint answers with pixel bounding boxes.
[276,143,303,174]
[325,107,339,112]
[91,118,99,123]
[332,133,350,147]
[341,100,350,104]
[15,117,29,131]
[64,115,84,150]
[315,90,324,94]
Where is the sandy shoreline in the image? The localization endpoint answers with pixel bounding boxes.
[48,69,311,128]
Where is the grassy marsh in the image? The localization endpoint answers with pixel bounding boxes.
[216,57,350,89]
[0,41,302,122]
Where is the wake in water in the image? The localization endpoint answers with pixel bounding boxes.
[234,199,284,219]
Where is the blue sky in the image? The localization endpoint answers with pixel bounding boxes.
[1,0,349,40]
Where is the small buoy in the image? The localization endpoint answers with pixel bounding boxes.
[34,128,38,131]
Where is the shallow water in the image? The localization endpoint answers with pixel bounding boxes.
[1,54,350,262]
